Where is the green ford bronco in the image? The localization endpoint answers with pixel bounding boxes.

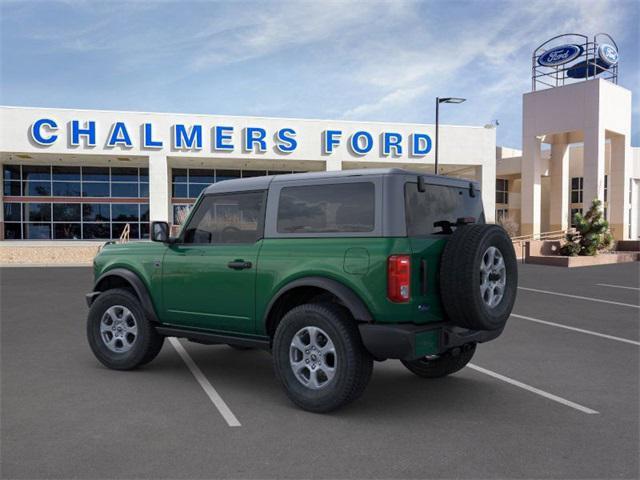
[87,169,517,412]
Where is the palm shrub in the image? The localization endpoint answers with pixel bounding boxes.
[560,199,614,256]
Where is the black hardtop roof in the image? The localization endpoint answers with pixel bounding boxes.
[203,168,478,195]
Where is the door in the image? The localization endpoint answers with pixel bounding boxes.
[161,190,266,333]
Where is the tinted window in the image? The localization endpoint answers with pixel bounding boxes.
[277,183,374,234]
[4,203,21,221]
[23,165,50,181]
[404,183,484,236]
[82,182,109,197]
[52,166,80,181]
[53,203,81,221]
[3,165,21,181]
[183,192,265,244]
[24,181,51,196]
[83,203,110,221]
[112,204,139,221]
[4,180,21,196]
[52,182,81,196]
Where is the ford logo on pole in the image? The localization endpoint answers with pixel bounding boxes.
[598,44,618,67]
[538,44,583,67]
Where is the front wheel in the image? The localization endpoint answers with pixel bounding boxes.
[272,303,373,413]
[401,344,476,378]
[87,288,164,370]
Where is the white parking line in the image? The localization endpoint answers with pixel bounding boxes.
[169,337,241,427]
[596,283,640,291]
[467,364,599,415]
[512,313,640,346]
[518,286,640,309]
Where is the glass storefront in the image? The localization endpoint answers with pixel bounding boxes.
[3,165,149,240]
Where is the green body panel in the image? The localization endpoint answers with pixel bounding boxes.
[159,241,261,333]
[92,242,167,315]
[92,235,448,336]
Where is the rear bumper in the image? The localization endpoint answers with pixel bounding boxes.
[358,322,503,361]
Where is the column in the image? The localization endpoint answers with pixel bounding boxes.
[325,158,342,171]
[148,153,170,223]
[476,164,495,223]
[582,126,606,211]
[521,135,543,237]
[549,136,570,232]
[609,134,631,240]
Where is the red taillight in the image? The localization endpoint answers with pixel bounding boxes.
[387,255,411,302]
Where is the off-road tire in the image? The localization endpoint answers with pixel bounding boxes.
[87,288,164,370]
[440,224,517,331]
[401,344,476,378]
[272,303,373,413]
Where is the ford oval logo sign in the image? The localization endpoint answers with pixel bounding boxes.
[538,44,583,67]
[598,44,618,67]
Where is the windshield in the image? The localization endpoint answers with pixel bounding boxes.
[404,182,484,236]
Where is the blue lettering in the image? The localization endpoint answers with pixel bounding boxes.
[383,132,403,156]
[275,128,297,153]
[143,123,163,148]
[244,127,267,152]
[71,120,96,147]
[350,131,373,155]
[411,133,432,156]
[30,118,58,145]
[173,124,202,150]
[214,126,234,151]
[323,130,342,154]
[107,122,133,147]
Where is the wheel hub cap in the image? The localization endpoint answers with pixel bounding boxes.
[289,326,337,390]
[100,305,138,353]
[480,246,507,308]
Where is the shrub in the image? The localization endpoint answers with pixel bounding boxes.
[560,199,614,256]
[497,215,519,237]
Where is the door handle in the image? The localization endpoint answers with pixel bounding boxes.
[227,260,252,270]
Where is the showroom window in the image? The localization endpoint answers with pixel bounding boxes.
[3,164,149,240]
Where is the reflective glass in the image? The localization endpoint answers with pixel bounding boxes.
[82,167,109,181]
[82,182,109,197]
[83,223,110,239]
[53,203,81,221]
[83,203,110,221]
[111,183,139,197]
[112,204,139,221]
[52,166,80,181]
[52,182,81,197]
[54,223,81,239]
[3,165,21,181]
[3,181,21,196]
[24,181,51,196]
[23,165,51,181]
[111,167,138,181]
[24,223,51,239]
[4,223,22,239]
[4,203,21,221]
[25,203,51,221]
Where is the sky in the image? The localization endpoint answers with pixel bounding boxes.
[1,0,638,149]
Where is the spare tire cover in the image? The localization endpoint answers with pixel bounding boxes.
[439,224,517,331]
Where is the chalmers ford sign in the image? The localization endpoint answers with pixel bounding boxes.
[29,118,433,157]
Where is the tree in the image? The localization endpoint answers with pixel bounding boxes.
[560,199,614,256]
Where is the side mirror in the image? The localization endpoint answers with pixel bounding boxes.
[151,221,170,243]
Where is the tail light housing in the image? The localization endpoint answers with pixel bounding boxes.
[387,255,411,302]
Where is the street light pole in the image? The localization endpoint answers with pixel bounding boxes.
[434,96,466,175]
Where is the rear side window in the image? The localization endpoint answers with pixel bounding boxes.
[277,182,374,234]
[182,191,265,244]
[405,183,484,236]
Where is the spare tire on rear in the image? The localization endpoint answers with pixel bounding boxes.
[439,224,517,331]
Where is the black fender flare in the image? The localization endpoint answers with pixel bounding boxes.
[91,268,160,323]
[263,276,373,327]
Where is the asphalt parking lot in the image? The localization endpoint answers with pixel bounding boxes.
[1,262,638,479]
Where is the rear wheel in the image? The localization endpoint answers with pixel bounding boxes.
[401,344,476,378]
[440,224,518,331]
[87,289,164,370]
[272,303,373,413]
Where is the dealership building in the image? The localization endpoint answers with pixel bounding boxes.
[0,107,496,241]
[0,33,638,246]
